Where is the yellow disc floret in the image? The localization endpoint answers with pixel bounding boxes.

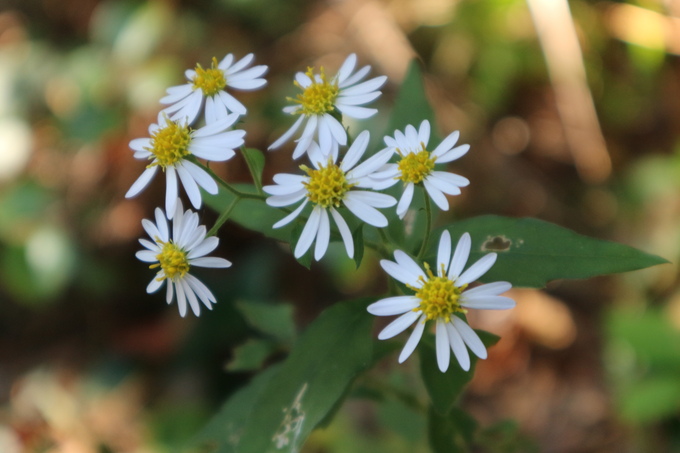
[152,240,190,281]
[192,57,227,97]
[148,119,192,168]
[290,67,339,116]
[302,161,353,208]
[397,146,436,184]
[410,263,467,322]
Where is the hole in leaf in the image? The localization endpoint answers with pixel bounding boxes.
[482,235,512,252]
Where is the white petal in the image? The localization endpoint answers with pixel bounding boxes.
[273,199,308,229]
[377,310,420,340]
[165,168,178,218]
[160,84,193,104]
[125,166,158,198]
[294,206,322,258]
[463,281,512,298]
[343,194,388,227]
[339,65,371,88]
[341,130,369,172]
[185,273,216,308]
[218,91,247,115]
[336,91,381,106]
[175,279,188,317]
[180,279,201,316]
[266,190,307,208]
[191,256,232,268]
[349,148,395,181]
[136,250,157,262]
[437,231,451,277]
[380,259,420,287]
[182,161,218,194]
[146,277,164,293]
[423,180,450,211]
[187,236,219,258]
[317,115,333,157]
[445,321,470,371]
[339,76,387,96]
[129,138,151,152]
[335,104,377,119]
[457,253,497,287]
[393,250,426,286]
[272,173,306,186]
[448,232,471,280]
[176,164,202,209]
[431,130,460,157]
[141,219,162,243]
[435,319,451,372]
[428,171,469,191]
[314,208,331,261]
[367,296,420,316]
[435,144,470,164]
[461,295,516,310]
[398,314,426,363]
[452,317,487,359]
[396,183,415,219]
[227,53,254,73]
[336,54,357,84]
[329,207,354,258]
[193,112,239,137]
[418,120,430,148]
[344,190,395,208]
[217,53,234,70]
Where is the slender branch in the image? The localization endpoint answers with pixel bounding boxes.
[416,190,432,260]
[189,157,266,201]
[207,197,240,237]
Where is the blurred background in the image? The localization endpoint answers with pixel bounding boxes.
[0,0,679,451]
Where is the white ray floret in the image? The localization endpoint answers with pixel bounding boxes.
[268,54,387,160]
[125,113,245,218]
[264,130,396,261]
[136,199,232,317]
[160,53,267,125]
[370,119,471,219]
[367,231,515,372]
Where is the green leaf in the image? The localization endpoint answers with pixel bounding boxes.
[241,147,266,190]
[419,330,499,415]
[191,299,374,453]
[226,338,278,372]
[386,59,436,136]
[188,365,280,453]
[619,376,680,424]
[235,300,296,343]
[352,224,364,269]
[428,406,478,453]
[436,215,668,288]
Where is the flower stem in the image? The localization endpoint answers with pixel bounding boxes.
[416,190,432,260]
[207,197,239,237]
[189,157,266,201]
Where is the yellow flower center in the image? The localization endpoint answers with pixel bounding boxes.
[410,263,467,322]
[290,67,339,116]
[192,57,227,97]
[148,119,192,168]
[302,161,353,208]
[151,240,190,281]
[397,146,435,184]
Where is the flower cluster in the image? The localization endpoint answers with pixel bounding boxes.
[124,51,515,371]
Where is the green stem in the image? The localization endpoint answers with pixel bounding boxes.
[207,197,240,237]
[190,157,265,201]
[416,190,432,260]
[241,146,264,195]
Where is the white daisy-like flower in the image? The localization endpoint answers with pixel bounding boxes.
[125,113,245,219]
[136,199,232,317]
[160,53,268,125]
[268,53,387,160]
[370,120,471,219]
[367,231,515,372]
[264,130,396,260]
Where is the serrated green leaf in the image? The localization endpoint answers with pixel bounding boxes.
[201,299,373,453]
[419,330,499,415]
[434,215,668,288]
[188,365,280,453]
[235,300,296,343]
[240,147,266,190]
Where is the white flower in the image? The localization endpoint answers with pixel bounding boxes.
[125,113,244,218]
[367,231,515,372]
[370,120,470,219]
[160,53,268,125]
[268,54,387,160]
[136,199,231,317]
[264,130,396,260]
